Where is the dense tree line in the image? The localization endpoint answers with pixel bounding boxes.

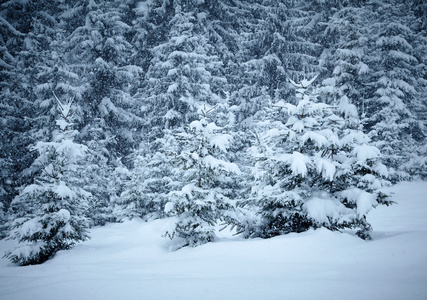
[1,0,425,264]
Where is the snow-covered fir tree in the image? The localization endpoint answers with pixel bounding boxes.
[82,156,127,227]
[66,0,144,156]
[0,0,65,224]
[116,132,180,222]
[164,105,240,248]
[4,94,90,265]
[139,2,227,145]
[364,0,424,181]
[57,0,145,225]
[240,76,391,240]
[319,3,371,113]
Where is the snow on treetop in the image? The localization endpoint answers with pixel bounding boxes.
[289,74,319,89]
[319,129,340,146]
[300,77,318,88]
[360,174,383,190]
[291,120,305,132]
[176,184,205,199]
[53,92,75,121]
[135,0,154,19]
[261,127,289,146]
[340,131,369,146]
[165,109,181,121]
[374,162,389,178]
[56,119,71,131]
[285,116,319,131]
[358,61,370,74]
[376,35,412,49]
[56,139,87,159]
[189,119,221,134]
[326,114,343,124]
[21,183,44,196]
[171,35,188,45]
[9,242,46,262]
[295,99,330,116]
[167,83,179,93]
[322,77,336,86]
[275,101,297,115]
[164,201,174,214]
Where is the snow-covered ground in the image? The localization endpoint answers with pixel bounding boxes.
[1,181,426,300]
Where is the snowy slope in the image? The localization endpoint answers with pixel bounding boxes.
[0,181,426,300]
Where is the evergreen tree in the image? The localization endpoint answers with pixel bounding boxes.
[61,0,143,162]
[165,106,240,248]
[131,0,173,75]
[57,0,145,224]
[0,0,61,222]
[262,0,324,98]
[406,0,427,179]
[0,0,426,240]
[365,0,424,180]
[80,152,124,227]
[116,133,179,222]
[319,3,371,112]
[241,76,391,240]
[4,94,90,266]
[139,2,227,146]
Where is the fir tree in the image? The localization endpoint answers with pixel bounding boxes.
[319,4,371,112]
[0,0,62,222]
[364,0,424,180]
[139,3,227,146]
[165,105,240,248]
[4,94,90,266]
[241,75,391,240]
[63,0,144,159]
[116,133,180,222]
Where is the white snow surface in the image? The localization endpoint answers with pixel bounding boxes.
[1,181,427,300]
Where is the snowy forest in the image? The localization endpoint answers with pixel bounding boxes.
[1,0,426,266]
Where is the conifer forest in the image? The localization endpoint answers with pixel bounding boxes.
[1,0,426,266]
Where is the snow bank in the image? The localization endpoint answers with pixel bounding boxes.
[1,182,426,300]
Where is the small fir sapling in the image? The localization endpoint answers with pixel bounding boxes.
[116,132,181,221]
[164,105,240,248]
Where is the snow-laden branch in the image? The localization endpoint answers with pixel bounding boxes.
[289,74,319,89]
